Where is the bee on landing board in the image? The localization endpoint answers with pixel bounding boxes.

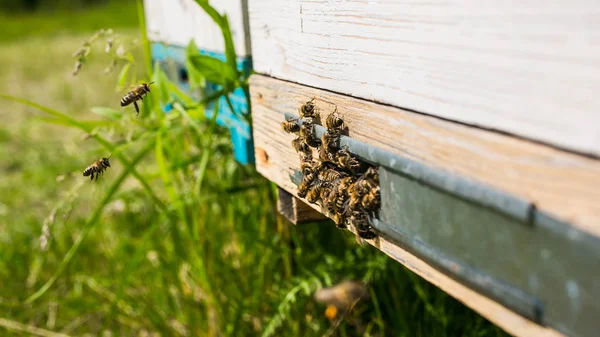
[121,82,154,115]
[336,148,361,174]
[83,154,112,181]
[325,108,345,133]
[306,180,327,204]
[281,117,301,133]
[298,97,319,119]
[299,123,322,148]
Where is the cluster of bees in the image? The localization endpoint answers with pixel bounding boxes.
[82,82,154,181]
[282,98,381,239]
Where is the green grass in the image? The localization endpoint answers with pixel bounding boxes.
[0,3,510,337]
[0,0,137,42]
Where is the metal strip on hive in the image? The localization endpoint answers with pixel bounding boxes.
[284,112,600,337]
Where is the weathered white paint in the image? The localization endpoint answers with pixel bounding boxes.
[248,0,600,155]
[144,0,251,56]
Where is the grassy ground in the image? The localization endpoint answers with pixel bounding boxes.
[0,3,509,337]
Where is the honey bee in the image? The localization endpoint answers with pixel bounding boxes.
[349,178,370,210]
[361,186,381,214]
[302,165,319,185]
[120,82,154,115]
[325,109,345,132]
[281,117,301,133]
[332,213,347,228]
[321,129,339,152]
[299,123,321,148]
[337,176,356,193]
[349,211,377,240]
[319,167,347,182]
[300,159,315,173]
[364,167,379,183]
[298,97,318,119]
[297,177,312,198]
[334,177,355,212]
[299,150,313,163]
[336,148,361,173]
[322,190,337,215]
[314,281,370,314]
[319,183,333,202]
[292,137,309,153]
[83,154,112,181]
[318,144,336,163]
[306,180,327,204]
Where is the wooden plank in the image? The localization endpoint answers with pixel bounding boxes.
[144,0,251,56]
[250,74,600,238]
[373,238,565,337]
[247,0,600,155]
[250,75,570,337]
[276,187,328,224]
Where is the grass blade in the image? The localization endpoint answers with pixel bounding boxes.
[117,63,131,90]
[0,95,168,215]
[193,0,238,75]
[0,94,80,125]
[0,318,71,337]
[137,0,153,77]
[25,141,155,304]
[90,107,123,120]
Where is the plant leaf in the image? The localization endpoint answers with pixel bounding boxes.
[193,0,239,76]
[25,141,155,304]
[117,63,131,89]
[185,40,206,88]
[187,54,236,86]
[151,63,170,105]
[90,107,123,120]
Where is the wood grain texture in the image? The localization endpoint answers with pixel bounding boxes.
[277,187,328,224]
[144,0,251,56]
[374,239,565,337]
[250,74,600,238]
[247,0,600,155]
[251,75,567,337]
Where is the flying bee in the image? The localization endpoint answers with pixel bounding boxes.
[120,82,154,115]
[281,117,301,133]
[299,123,321,148]
[83,154,112,181]
[336,148,361,173]
[298,97,318,119]
[325,109,345,132]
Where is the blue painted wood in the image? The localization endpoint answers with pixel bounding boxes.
[151,43,254,164]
